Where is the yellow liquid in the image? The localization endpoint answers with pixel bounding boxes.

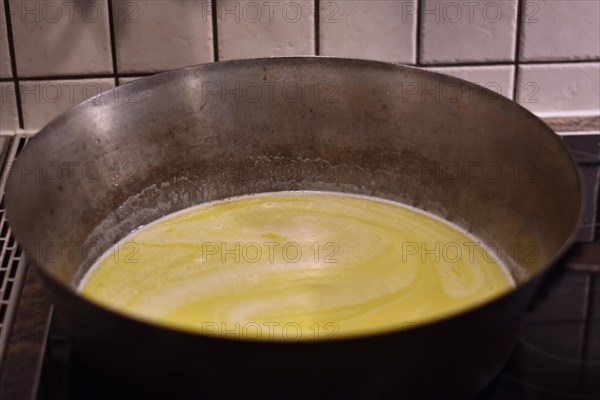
[79,191,514,340]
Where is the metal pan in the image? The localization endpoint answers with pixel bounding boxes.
[5,57,582,399]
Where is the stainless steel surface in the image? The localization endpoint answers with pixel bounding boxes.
[5,57,582,288]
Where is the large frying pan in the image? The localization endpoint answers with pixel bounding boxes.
[5,57,582,399]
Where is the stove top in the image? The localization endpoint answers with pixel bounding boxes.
[0,127,599,400]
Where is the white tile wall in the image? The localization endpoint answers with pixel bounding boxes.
[520,0,600,61]
[20,79,114,130]
[1,0,598,132]
[10,0,112,77]
[517,63,600,117]
[1,5,12,78]
[113,0,214,73]
[217,0,315,60]
[0,82,18,132]
[421,0,518,64]
[427,65,515,99]
[320,0,417,63]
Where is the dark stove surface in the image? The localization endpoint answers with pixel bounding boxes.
[1,131,599,400]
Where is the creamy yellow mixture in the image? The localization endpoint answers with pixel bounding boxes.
[79,191,514,340]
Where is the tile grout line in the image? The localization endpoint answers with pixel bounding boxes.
[1,72,157,83]
[1,62,598,85]
[418,59,600,68]
[3,0,24,130]
[518,58,600,65]
[314,0,320,56]
[415,0,422,66]
[421,61,516,68]
[211,0,220,61]
[513,0,525,102]
[106,0,119,80]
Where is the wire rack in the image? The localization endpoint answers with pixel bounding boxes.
[0,134,31,368]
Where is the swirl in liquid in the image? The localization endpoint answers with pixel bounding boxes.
[79,191,514,340]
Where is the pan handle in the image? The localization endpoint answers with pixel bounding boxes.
[527,241,600,311]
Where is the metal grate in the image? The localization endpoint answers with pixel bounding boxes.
[0,134,31,368]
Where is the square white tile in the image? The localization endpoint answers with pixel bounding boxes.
[427,65,515,99]
[1,3,12,78]
[10,0,112,77]
[420,0,518,64]
[0,82,19,132]
[320,0,417,64]
[520,0,600,61]
[217,0,315,60]
[20,78,115,131]
[113,0,214,73]
[517,63,600,117]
